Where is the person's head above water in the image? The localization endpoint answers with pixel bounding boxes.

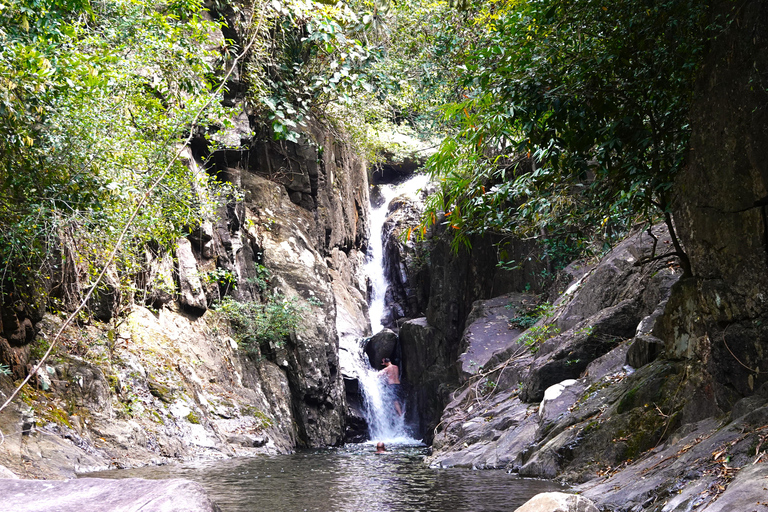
[375,442,386,453]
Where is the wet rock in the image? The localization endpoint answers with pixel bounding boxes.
[329,247,370,350]
[513,492,598,512]
[227,434,267,447]
[343,376,368,443]
[0,478,221,512]
[365,329,398,369]
[382,194,428,325]
[370,154,423,185]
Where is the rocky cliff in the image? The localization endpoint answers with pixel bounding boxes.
[0,123,371,478]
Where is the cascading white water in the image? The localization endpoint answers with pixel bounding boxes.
[341,174,429,444]
[365,173,430,333]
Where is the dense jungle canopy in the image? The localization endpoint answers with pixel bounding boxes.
[0,0,724,313]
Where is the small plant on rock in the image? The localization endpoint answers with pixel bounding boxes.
[508,300,555,329]
[518,324,560,353]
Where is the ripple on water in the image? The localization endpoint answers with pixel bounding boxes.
[85,444,566,512]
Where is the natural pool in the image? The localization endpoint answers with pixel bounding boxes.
[87,443,565,512]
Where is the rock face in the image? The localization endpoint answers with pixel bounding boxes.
[0,122,370,477]
[1,477,221,512]
[665,0,768,409]
[578,388,768,511]
[365,329,398,369]
[456,293,534,381]
[427,224,683,477]
[0,307,297,479]
[390,219,545,441]
[381,195,429,325]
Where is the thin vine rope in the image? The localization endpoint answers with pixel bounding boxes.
[0,4,267,416]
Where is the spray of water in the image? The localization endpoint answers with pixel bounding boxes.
[341,174,429,444]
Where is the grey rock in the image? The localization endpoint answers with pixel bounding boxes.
[400,317,454,439]
[554,224,680,334]
[365,329,398,369]
[538,379,583,432]
[0,464,19,478]
[521,299,642,403]
[227,434,267,447]
[0,477,221,512]
[457,293,533,381]
[701,463,768,512]
[175,238,207,313]
[513,492,598,512]
[626,334,664,368]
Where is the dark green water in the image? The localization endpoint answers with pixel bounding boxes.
[87,444,565,512]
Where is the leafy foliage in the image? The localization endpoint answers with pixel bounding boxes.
[508,300,554,330]
[0,0,236,308]
[214,294,305,352]
[247,0,382,142]
[417,0,708,271]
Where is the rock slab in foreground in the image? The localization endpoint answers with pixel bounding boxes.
[514,492,599,512]
[0,477,221,512]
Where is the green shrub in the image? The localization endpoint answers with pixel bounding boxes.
[214,293,305,352]
[518,324,560,354]
[508,301,555,329]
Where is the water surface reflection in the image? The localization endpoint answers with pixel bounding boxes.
[87,444,565,512]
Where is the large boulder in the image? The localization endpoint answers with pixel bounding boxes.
[365,329,398,369]
[0,478,221,512]
[175,238,208,313]
[554,224,680,333]
[520,299,641,403]
[514,493,598,512]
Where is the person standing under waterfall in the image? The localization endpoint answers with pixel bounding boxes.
[379,358,402,416]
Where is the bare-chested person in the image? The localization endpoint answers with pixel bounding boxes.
[379,358,402,415]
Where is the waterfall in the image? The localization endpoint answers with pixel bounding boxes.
[365,173,430,333]
[342,174,429,444]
